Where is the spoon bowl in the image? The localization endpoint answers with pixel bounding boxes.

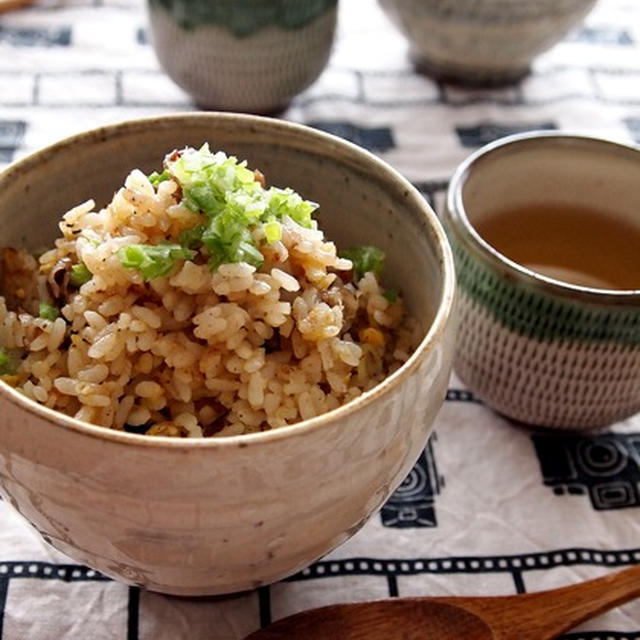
[249,600,492,639]
[246,564,640,639]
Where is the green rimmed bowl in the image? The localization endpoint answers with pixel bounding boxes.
[444,132,640,429]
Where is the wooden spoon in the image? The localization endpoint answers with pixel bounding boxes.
[0,0,36,13]
[245,564,640,639]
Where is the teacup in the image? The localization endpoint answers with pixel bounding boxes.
[443,132,640,429]
[147,0,338,113]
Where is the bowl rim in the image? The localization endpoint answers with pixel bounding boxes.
[0,112,457,450]
[446,130,640,303]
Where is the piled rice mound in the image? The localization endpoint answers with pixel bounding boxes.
[0,145,417,437]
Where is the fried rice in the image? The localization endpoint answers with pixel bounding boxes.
[0,145,418,437]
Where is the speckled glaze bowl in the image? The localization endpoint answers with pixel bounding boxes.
[0,113,456,595]
[147,0,338,112]
[378,0,597,84]
[444,132,640,430]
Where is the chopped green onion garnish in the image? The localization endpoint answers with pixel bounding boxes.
[148,170,170,187]
[69,262,92,287]
[0,348,10,374]
[117,244,195,281]
[39,301,60,321]
[383,289,398,303]
[179,224,206,250]
[168,144,257,218]
[263,219,282,244]
[165,145,318,268]
[203,217,264,269]
[340,245,386,280]
[263,187,316,229]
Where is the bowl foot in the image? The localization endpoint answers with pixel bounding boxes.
[193,101,290,117]
[412,55,531,87]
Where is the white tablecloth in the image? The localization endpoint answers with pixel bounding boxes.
[0,0,639,638]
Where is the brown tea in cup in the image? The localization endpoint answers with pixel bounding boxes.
[474,203,640,290]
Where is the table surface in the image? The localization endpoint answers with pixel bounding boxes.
[1,1,639,638]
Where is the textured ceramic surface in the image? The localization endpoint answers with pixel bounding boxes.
[0,113,456,595]
[444,132,640,429]
[147,1,337,112]
[378,0,597,84]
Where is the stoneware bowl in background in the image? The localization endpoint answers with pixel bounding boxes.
[444,131,640,430]
[0,113,456,595]
[377,0,597,85]
[147,0,338,112]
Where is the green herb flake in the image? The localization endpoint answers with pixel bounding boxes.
[69,262,92,287]
[383,289,398,303]
[39,301,60,321]
[340,245,386,280]
[117,244,196,281]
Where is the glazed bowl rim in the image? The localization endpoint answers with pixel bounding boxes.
[0,112,457,450]
[446,130,640,303]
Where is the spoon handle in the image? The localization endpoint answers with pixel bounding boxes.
[446,563,640,640]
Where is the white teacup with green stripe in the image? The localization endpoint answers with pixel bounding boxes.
[444,132,640,429]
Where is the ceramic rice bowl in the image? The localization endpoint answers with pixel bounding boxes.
[0,113,456,595]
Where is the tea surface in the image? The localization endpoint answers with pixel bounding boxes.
[474,204,640,290]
